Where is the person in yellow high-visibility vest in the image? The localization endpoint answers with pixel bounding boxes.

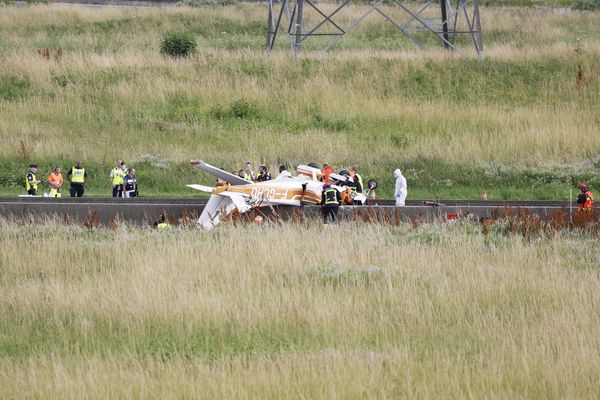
[154,214,173,230]
[350,167,364,194]
[67,160,88,197]
[109,160,126,198]
[243,162,256,181]
[25,164,42,196]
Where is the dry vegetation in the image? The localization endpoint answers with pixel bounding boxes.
[0,220,599,398]
[0,4,598,197]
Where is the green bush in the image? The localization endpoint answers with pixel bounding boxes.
[160,32,197,58]
[229,98,260,119]
[209,98,262,120]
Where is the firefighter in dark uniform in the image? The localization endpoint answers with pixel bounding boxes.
[321,183,341,224]
[350,167,364,193]
[25,164,42,196]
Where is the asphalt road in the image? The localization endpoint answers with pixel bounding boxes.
[0,196,574,225]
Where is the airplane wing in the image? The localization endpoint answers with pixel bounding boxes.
[191,160,252,185]
[186,184,215,193]
[218,191,252,214]
[198,194,234,230]
[197,192,252,230]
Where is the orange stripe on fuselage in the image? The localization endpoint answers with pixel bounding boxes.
[227,184,321,204]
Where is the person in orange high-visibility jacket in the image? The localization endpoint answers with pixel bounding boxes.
[47,166,64,198]
[577,183,594,211]
[321,164,335,185]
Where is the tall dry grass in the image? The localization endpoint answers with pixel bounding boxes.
[0,48,598,165]
[0,4,598,197]
[0,5,598,162]
[1,221,600,397]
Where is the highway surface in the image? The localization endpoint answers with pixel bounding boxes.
[0,197,574,225]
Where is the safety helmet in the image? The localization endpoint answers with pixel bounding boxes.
[579,183,589,191]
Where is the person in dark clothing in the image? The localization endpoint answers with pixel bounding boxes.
[256,165,272,182]
[123,168,139,198]
[321,183,341,224]
[67,161,88,197]
[349,167,364,193]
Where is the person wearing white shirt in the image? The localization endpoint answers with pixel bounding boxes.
[394,169,407,206]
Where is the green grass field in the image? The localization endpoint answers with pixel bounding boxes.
[1,220,600,398]
[0,4,598,199]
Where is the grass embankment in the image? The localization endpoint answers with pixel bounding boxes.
[0,221,599,397]
[0,5,599,198]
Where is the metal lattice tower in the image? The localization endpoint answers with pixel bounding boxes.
[265,0,484,58]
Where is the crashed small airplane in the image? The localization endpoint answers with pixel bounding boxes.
[187,160,374,230]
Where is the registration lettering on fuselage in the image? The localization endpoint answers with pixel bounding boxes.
[250,186,290,200]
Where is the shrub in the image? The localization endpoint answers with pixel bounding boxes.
[229,98,260,119]
[208,98,262,120]
[160,32,197,58]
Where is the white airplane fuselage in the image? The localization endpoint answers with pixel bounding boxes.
[188,160,365,230]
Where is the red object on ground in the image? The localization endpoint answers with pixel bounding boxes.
[446,213,459,221]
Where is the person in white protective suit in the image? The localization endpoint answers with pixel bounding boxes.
[394,169,407,206]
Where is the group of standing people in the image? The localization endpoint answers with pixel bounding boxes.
[237,162,276,183]
[321,167,408,224]
[25,159,138,198]
[26,162,88,197]
[109,160,138,198]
